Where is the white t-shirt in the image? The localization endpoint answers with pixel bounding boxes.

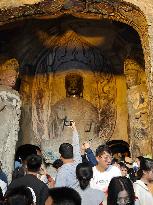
[90,165,121,193]
[134,180,153,205]
[0,179,7,196]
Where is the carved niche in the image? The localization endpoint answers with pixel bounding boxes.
[29,26,117,157]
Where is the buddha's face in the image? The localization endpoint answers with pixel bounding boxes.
[125,70,138,88]
[0,69,18,87]
[65,74,83,97]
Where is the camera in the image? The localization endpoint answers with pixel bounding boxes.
[64,119,73,126]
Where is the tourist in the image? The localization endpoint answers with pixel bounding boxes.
[8,154,49,205]
[55,121,82,188]
[133,158,153,205]
[12,144,41,180]
[119,162,128,177]
[45,187,81,205]
[134,156,144,179]
[0,161,8,184]
[4,186,34,205]
[75,162,105,205]
[124,157,136,182]
[90,144,121,194]
[107,176,140,205]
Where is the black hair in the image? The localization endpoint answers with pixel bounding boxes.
[4,186,33,205]
[138,158,153,179]
[111,158,119,165]
[48,187,81,205]
[107,176,135,205]
[137,156,144,163]
[119,162,128,170]
[76,162,93,190]
[52,159,63,170]
[15,144,40,161]
[140,157,153,171]
[96,144,112,157]
[26,154,42,172]
[59,143,73,159]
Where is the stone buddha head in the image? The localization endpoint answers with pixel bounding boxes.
[0,58,19,88]
[65,73,83,97]
[124,58,142,89]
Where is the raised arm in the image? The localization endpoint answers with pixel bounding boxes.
[71,122,82,164]
[83,142,97,166]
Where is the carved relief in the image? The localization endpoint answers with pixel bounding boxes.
[93,73,116,143]
[32,74,52,144]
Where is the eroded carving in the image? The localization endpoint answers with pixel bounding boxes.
[124,58,151,156]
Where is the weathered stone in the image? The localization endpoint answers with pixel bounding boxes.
[0,58,21,182]
[0,0,152,164]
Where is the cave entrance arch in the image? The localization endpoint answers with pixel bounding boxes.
[0,0,152,181]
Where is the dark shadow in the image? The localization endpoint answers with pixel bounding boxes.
[15,144,40,161]
[106,140,130,156]
[0,15,144,76]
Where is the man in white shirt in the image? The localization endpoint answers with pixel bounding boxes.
[90,144,121,193]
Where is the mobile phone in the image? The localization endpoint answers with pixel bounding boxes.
[64,120,73,126]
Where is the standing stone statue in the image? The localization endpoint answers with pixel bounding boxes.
[0,58,21,182]
[124,58,150,158]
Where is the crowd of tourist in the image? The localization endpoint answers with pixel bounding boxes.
[0,121,153,205]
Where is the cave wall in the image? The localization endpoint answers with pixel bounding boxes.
[0,0,152,158]
[12,18,142,156]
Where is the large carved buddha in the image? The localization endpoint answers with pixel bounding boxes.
[42,73,99,158]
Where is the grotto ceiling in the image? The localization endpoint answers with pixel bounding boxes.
[0,0,150,72]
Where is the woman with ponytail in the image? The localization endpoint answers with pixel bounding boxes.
[75,162,105,205]
[133,158,153,205]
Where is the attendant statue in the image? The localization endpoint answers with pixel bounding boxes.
[124,58,150,157]
[0,58,21,182]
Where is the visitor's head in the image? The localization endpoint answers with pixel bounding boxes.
[76,162,93,190]
[124,157,133,169]
[26,154,42,173]
[4,186,34,205]
[45,187,81,205]
[15,144,40,163]
[135,156,144,168]
[52,159,63,170]
[119,162,128,177]
[139,158,153,182]
[59,143,73,160]
[96,144,112,170]
[107,176,135,205]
